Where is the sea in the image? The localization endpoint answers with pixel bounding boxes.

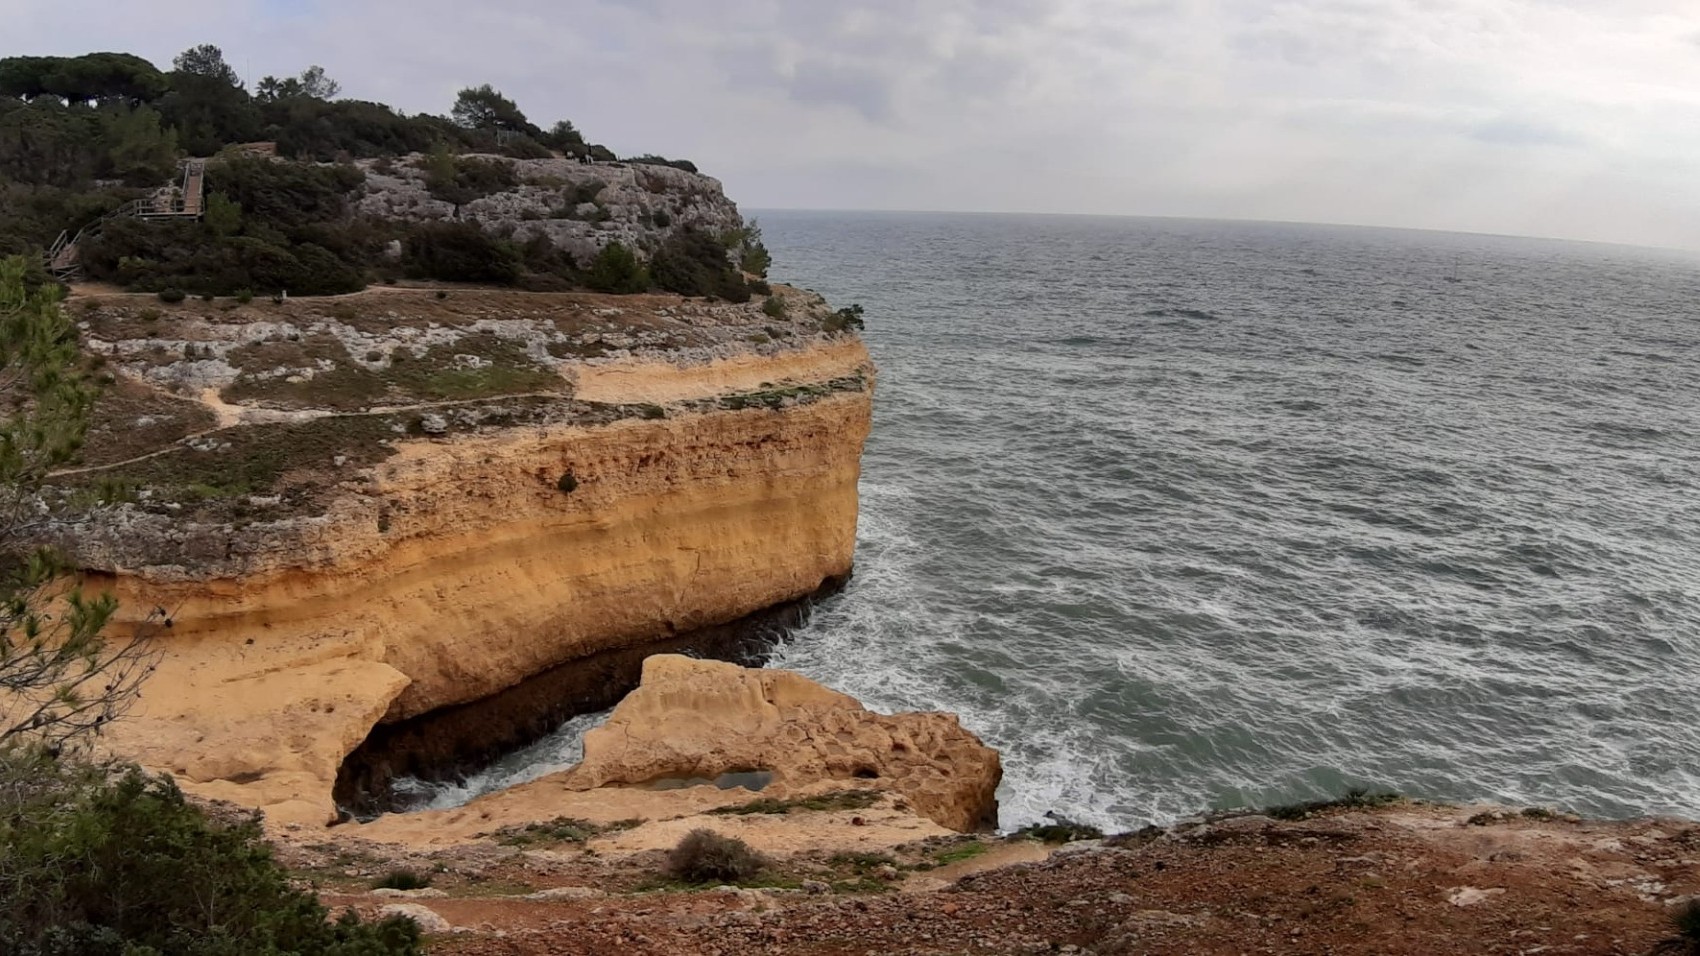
[410,212,1700,832]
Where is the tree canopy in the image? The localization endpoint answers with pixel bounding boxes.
[171,44,241,87]
[450,84,535,135]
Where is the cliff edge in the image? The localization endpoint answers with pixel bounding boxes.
[44,283,874,827]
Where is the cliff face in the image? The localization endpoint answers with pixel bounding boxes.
[355,156,745,266]
[46,287,873,826]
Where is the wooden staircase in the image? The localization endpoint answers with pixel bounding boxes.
[46,159,208,282]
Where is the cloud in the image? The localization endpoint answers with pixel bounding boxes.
[4,0,1700,249]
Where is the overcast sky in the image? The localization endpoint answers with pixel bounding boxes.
[8,0,1700,249]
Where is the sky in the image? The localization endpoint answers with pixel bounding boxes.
[7,0,1700,249]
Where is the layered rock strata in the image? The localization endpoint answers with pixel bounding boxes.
[41,287,874,827]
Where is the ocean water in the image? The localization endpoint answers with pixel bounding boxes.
[760,212,1700,830]
[422,213,1700,831]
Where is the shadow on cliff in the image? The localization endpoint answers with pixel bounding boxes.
[333,575,848,819]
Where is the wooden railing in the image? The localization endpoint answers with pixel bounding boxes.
[44,160,207,281]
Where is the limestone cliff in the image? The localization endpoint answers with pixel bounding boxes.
[42,285,874,826]
[355,156,746,267]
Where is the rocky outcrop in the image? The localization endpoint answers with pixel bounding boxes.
[354,156,744,266]
[561,655,1001,833]
[349,656,1001,851]
[45,288,875,826]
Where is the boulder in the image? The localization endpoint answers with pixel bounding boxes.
[377,902,451,934]
[561,655,1001,832]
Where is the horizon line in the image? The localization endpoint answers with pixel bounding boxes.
[741,206,1700,259]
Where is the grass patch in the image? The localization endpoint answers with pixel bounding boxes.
[707,790,881,817]
[828,851,895,873]
[933,841,988,865]
[53,413,400,509]
[1265,787,1400,822]
[223,335,563,410]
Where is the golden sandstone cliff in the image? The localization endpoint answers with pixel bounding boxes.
[34,285,990,834]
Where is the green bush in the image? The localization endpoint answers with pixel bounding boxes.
[404,221,520,284]
[0,758,420,955]
[373,870,432,891]
[156,287,184,303]
[761,295,786,319]
[823,303,865,333]
[584,242,648,294]
[205,156,364,234]
[664,829,765,884]
[233,288,253,304]
[424,154,518,206]
[650,228,749,302]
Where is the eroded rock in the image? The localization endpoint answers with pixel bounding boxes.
[558,655,1001,833]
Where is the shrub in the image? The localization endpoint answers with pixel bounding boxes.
[584,242,648,294]
[1672,897,1700,945]
[404,221,520,284]
[373,869,432,891]
[731,218,772,277]
[424,154,519,206]
[823,303,865,333]
[665,829,765,884]
[156,287,185,303]
[234,288,253,304]
[748,278,772,296]
[626,154,699,173]
[564,180,604,207]
[650,228,749,302]
[1015,817,1103,843]
[206,156,364,234]
[0,760,421,955]
[761,295,786,319]
[198,292,214,302]
[497,135,553,160]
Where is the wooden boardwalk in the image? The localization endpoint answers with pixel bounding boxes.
[47,159,207,281]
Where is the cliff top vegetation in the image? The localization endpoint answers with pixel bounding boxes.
[1,45,765,300]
